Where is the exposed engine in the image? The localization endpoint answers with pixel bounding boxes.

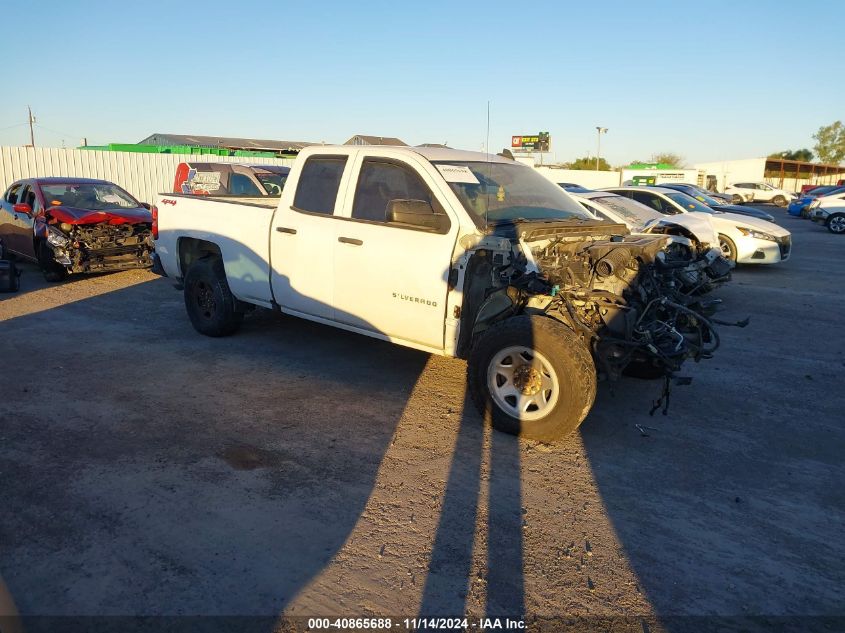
[462,223,731,384]
[46,221,154,273]
[527,233,720,379]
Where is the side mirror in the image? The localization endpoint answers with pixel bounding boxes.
[387,199,449,232]
[13,203,32,215]
[140,202,151,210]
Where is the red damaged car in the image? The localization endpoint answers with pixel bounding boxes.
[0,177,153,281]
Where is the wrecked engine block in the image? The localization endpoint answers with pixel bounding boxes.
[531,234,719,379]
[480,230,724,382]
[50,222,154,273]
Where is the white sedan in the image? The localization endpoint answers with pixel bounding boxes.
[808,191,845,234]
[572,190,720,246]
[602,186,792,264]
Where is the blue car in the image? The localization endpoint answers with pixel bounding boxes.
[788,185,845,217]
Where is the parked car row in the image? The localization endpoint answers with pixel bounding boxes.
[147,146,743,441]
[0,148,802,444]
[561,185,792,265]
[788,185,845,218]
[0,163,290,281]
[806,189,845,234]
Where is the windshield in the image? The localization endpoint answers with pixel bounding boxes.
[256,173,287,196]
[666,192,715,214]
[41,183,139,210]
[434,161,592,225]
[591,195,663,227]
[684,189,723,207]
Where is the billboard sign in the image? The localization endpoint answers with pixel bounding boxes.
[511,132,550,152]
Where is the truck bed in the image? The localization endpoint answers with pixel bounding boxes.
[154,193,278,307]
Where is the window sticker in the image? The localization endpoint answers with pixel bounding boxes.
[436,164,479,184]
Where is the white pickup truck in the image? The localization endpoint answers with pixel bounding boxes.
[153,146,721,441]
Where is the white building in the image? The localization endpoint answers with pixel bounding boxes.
[694,157,845,193]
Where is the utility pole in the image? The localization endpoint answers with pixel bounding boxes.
[595,126,608,170]
[27,105,36,147]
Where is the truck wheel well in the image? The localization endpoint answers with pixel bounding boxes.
[178,238,222,277]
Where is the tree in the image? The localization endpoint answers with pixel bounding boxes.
[565,156,612,171]
[768,149,814,162]
[813,121,845,164]
[651,152,685,168]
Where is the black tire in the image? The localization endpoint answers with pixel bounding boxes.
[772,195,787,207]
[827,213,845,235]
[731,194,743,204]
[183,256,243,337]
[467,315,596,442]
[37,241,68,282]
[718,234,737,262]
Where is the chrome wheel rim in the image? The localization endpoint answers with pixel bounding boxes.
[830,216,845,233]
[487,346,559,421]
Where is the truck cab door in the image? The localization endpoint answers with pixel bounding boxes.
[331,155,458,351]
[270,154,351,320]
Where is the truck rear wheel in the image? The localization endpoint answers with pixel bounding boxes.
[183,256,243,337]
[468,315,596,442]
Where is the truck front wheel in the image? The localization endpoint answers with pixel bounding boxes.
[468,315,596,442]
[183,256,243,337]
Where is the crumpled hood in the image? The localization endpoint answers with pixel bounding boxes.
[46,205,152,225]
[645,212,719,246]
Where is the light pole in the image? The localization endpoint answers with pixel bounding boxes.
[595,126,608,170]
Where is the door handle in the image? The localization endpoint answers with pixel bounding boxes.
[275,227,297,235]
[338,237,363,246]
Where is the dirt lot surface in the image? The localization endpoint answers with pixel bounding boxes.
[1,208,843,631]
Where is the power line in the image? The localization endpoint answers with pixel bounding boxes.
[34,123,85,141]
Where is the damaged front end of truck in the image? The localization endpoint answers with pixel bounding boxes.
[457,220,727,383]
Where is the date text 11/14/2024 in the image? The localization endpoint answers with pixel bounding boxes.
[307,617,526,630]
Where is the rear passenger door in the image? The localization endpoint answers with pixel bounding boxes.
[331,155,459,351]
[271,154,352,320]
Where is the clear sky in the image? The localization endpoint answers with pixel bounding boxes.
[1,0,841,166]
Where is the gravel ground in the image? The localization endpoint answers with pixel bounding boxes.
[0,207,843,632]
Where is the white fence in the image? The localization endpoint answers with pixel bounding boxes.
[0,146,295,204]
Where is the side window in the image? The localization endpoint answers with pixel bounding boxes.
[5,183,21,204]
[30,186,43,212]
[293,156,348,215]
[352,159,443,224]
[229,174,262,196]
[18,185,36,209]
[631,191,662,212]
